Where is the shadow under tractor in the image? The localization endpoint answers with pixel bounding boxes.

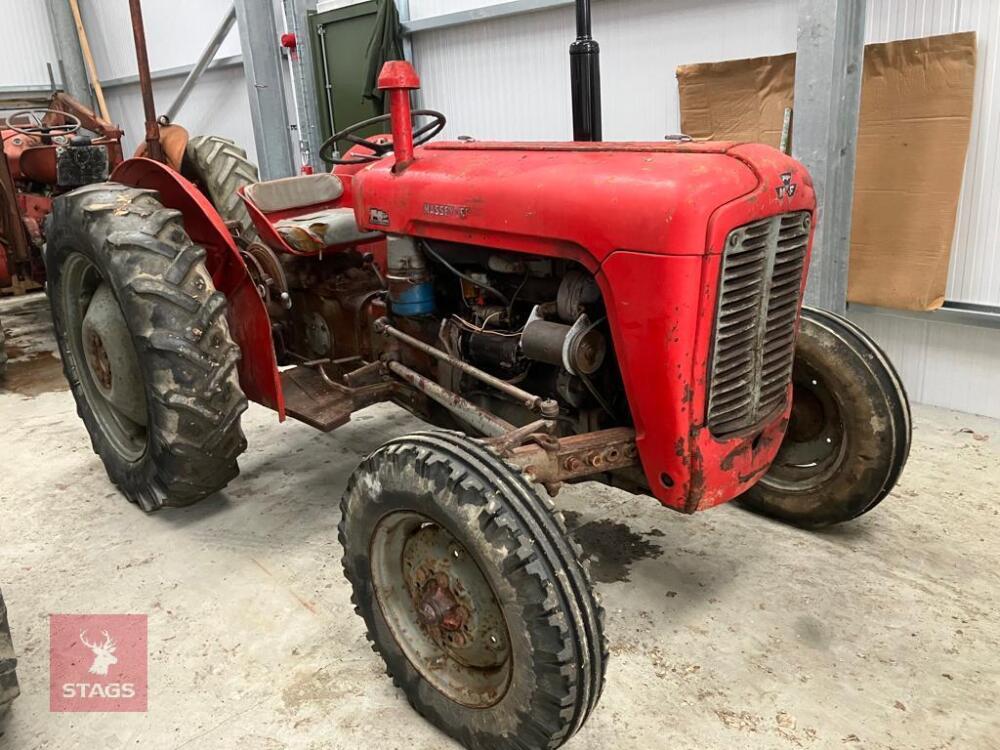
[45,59,910,749]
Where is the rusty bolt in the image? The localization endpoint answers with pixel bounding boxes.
[588,452,604,468]
[563,456,583,472]
[440,605,468,633]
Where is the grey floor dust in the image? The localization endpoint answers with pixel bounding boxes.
[1,293,998,749]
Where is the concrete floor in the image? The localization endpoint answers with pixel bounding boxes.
[1,292,998,750]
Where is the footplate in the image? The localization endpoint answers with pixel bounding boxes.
[280,365,392,432]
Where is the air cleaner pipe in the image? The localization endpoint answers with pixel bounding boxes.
[375,319,560,418]
[570,0,602,142]
[127,0,164,162]
[386,361,514,438]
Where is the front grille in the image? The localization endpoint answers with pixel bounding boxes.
[706,212,811,436]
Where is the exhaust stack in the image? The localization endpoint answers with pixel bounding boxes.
[570,0,602,142]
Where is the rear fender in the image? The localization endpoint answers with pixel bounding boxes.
[112,157,285,419]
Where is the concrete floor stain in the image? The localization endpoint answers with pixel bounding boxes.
[562,510,664,583]
[1,344,66,397]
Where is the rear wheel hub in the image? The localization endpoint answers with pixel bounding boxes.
[62,254,148,461]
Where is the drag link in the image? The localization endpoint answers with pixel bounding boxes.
[374,318,560,418]
[386,360,515,438]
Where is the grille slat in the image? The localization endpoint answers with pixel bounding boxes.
[706,212,811,436]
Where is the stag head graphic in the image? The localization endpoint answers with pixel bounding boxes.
[80,630,118,675]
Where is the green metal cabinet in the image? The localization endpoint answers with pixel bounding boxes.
[310,1,383,159]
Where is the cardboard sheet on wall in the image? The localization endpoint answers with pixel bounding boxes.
[676,32,977,311]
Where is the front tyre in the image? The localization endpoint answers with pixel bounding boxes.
[740,306,911,527]
[340,431,607,750]
[46,183,248,510]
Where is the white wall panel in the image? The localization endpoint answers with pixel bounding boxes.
[0,0,60,87]
[104,65,255,157]
[410,0,501,21]
[70,0,258,159]
[849,308,1000,418]
[77,0,242,82]
[864,0,1000,308]
[318,0,371,11]
[413,0,797,142]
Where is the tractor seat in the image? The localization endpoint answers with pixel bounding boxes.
[243,173,381,254]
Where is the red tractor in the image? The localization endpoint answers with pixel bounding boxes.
[0,88,257,377]
[44,54,909,750]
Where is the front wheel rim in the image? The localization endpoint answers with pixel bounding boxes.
[369,510,513,708]
[759,361,847,492]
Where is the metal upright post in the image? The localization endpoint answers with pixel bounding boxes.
[234,0,295,180]
[45,0,91,104]
[792,0,866,315]
[127,0,165,162]
[283,0,324,173]
[397,0,422,110]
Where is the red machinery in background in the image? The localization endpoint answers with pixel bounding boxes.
[0,92,124,295]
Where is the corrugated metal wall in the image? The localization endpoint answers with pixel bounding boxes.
[413,0,798,139]
[76,0,256,157]
[856,0,1000,418]
[408,0,1000,418]
[0,0,59,88]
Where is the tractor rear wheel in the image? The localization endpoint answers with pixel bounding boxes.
[46,183,248,511]
[340,431,606,750]
[0,587,19,715]
[183,135,259,240]
[0,317,7,377]
[740,306,911,527]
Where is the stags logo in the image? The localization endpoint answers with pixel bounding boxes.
[80,630,118,675]
[50,614,147,712]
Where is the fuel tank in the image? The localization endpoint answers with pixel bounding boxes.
[353,140,817,513]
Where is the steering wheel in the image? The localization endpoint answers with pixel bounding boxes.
[4,109,82,138]
[319,109,446,165]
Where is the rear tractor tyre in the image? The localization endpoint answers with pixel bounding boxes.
[0,586,19,715]
[340,431,607,750]
[740,306,911,527]
[183,135,260,240]
[46,183,248,511]
[0,317,7,377]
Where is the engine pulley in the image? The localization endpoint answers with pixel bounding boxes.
[521,310,606,375]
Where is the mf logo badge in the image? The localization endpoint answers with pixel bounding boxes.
[776,172,798,200]
[369,207,390,226]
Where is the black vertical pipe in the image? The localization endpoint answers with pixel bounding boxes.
[570,0,602,141]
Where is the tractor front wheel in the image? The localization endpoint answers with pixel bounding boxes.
[46,183,248,510]
[340,431,606,750]
[740,306,911,527]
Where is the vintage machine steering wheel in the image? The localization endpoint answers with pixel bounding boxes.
[4,109,82,138]
[319,109,446,165]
